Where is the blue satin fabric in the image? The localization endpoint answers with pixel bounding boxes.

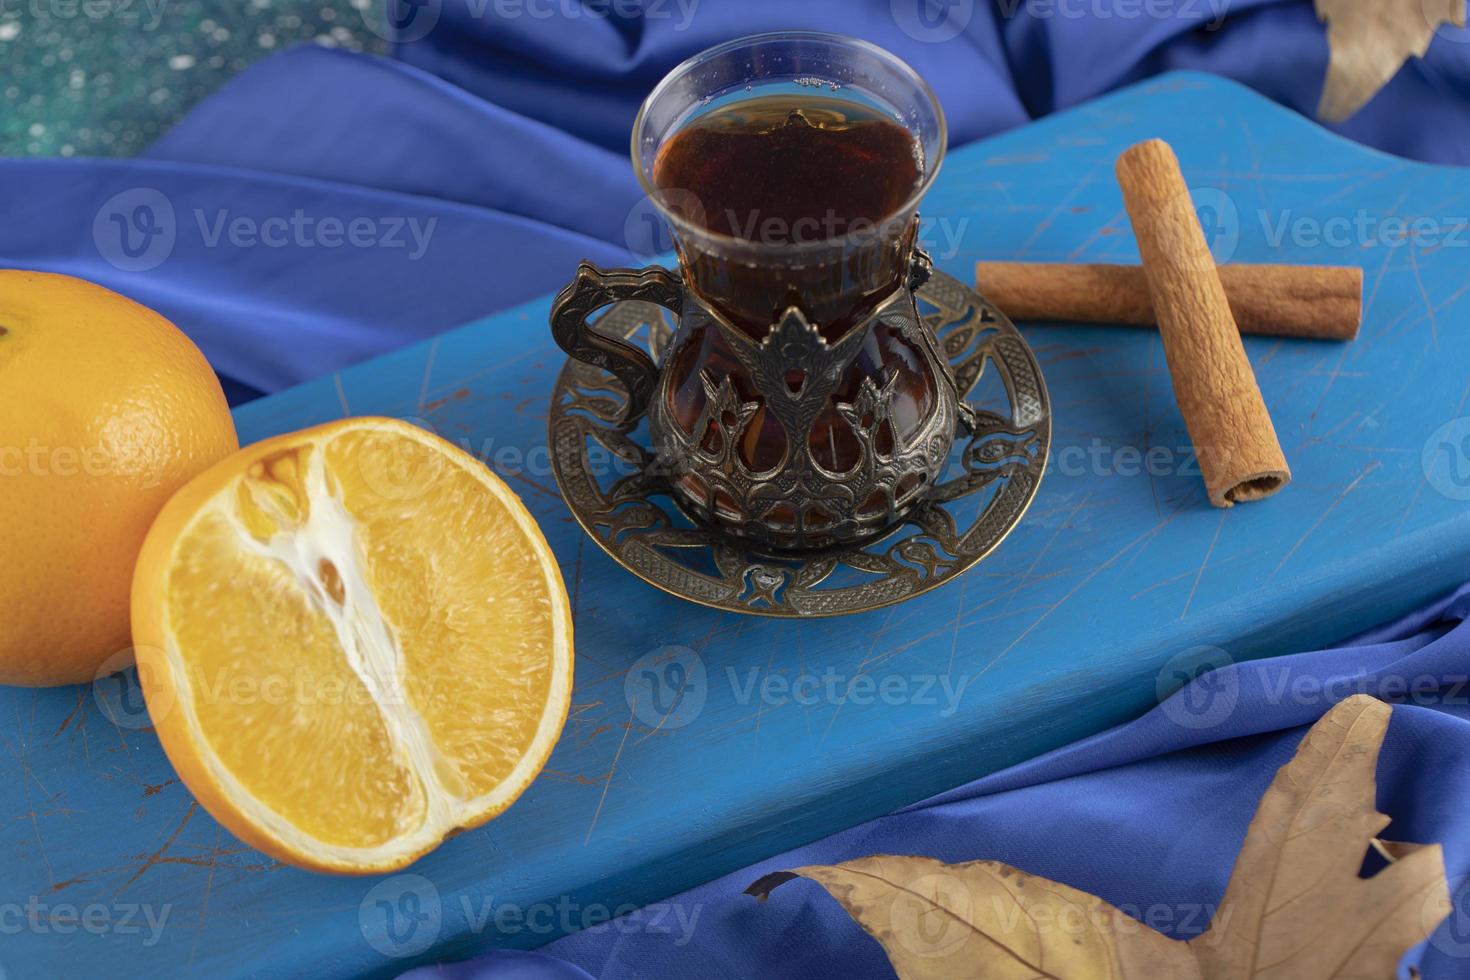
[405,585,1470,979]
[2,1,1468,398]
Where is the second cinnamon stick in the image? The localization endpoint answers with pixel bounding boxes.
[1116,139,1291,508]
[976,262,1361,340]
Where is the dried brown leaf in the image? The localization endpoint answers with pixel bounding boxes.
[1315,0,1466,121]
[1187,696,1450,979]
[749,696,1450,979]
[747,855,1200,979]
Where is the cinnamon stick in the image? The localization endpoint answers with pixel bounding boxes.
[1115,139,1290,507]
[976,262,1361,340]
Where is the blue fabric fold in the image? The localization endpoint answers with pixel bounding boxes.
[395,0,1470,162]
[143,47,643,245]
[390,2,1026,150]
[0,155,630,393]
[402,585,1470,979]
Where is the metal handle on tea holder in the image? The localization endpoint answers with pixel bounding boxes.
[550,262,683,425]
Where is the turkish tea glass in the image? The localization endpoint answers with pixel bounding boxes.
[551,32,954,551]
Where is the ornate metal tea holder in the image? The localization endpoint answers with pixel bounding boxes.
[548,269,1051,617]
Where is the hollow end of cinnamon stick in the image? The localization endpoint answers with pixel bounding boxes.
[1226,472,1289,504]
[1115,138,1291,508]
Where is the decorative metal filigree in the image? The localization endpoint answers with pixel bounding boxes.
[548,269,1051,618]
[649,286,958,551]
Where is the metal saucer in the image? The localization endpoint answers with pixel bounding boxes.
[547,269,1050,617]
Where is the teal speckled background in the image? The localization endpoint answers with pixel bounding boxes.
[0,0,387,157]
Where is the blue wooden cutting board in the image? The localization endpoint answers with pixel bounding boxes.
[4,71,1470,978]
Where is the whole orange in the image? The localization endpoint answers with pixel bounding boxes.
[0,270,238,686]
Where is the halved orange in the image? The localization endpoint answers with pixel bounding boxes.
[130,417,573,874]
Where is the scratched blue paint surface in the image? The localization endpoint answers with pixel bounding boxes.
[4,72,1469,978]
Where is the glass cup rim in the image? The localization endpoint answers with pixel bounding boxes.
[630,30,948,254]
